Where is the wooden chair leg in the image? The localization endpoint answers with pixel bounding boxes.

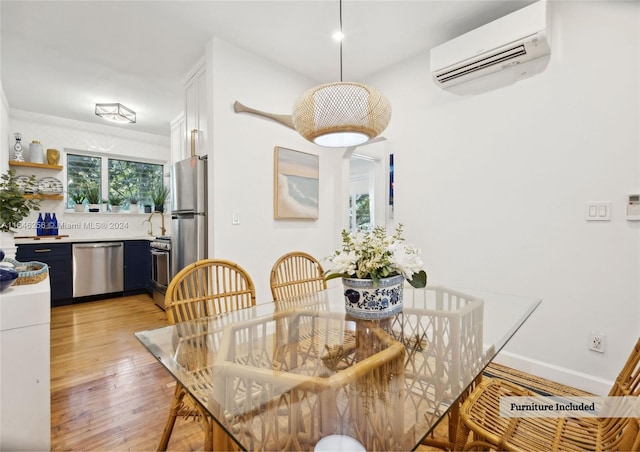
[195,402,214,451]
[212,421,238,451]
[157,384,187,451]
[455,420,471,451]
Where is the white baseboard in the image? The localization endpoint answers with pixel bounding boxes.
[493,350,613,396]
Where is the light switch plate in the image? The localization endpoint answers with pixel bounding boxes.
[585,202,611,221]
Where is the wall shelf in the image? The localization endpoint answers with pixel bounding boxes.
[9,161,63,171]
[23,193,64,201]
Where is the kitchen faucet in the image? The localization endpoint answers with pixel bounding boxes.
[142,218,152,236]
[146,211,167,237]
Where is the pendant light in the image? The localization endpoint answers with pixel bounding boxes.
[292,0,391,148]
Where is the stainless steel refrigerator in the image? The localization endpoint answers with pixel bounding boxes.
[171,155,207,277]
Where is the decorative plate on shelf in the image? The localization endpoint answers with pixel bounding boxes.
[15,175,35,193]
[37,177,63,194]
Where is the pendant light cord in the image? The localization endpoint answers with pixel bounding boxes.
[339,0,343,82]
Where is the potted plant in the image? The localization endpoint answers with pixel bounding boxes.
[129,196,139,213]
[143,201,153,214]
[127,186,140,213]
[69,188,86,212]
[108,194,124,213]
[151,183,170,213]
[0,169,41,258]
[324,224,427,319]
[85,183,101,212]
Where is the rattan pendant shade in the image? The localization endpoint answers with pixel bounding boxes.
[292,81,391,147]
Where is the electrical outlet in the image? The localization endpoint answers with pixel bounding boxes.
[589,332,605,353]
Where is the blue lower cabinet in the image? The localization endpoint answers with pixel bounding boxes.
[16,240,152,306]
[124,240,151,294]
[16,243,73,307]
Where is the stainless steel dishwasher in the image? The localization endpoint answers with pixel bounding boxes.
[72,242,124,298]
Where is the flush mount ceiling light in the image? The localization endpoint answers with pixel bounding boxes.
[291,0,391,148]
[95,103,136,124]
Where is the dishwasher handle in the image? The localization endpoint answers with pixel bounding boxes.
[74,243,123,249]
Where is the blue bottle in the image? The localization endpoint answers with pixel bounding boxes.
[51,213,59,236]
[43,213,51,236]
[36,213,45,236]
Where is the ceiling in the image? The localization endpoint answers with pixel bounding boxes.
[1,1,534,137]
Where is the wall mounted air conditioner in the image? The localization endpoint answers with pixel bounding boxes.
[430,1,550,89]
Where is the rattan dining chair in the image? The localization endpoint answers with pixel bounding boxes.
[158,258,256,451]
[455,337,640,451]
[269,251,326,301]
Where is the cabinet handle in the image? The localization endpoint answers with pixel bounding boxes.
[35,249,51,253]
[190,129,198,157]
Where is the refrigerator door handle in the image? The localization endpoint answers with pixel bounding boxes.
[171,211,206,217]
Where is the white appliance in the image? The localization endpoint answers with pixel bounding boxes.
[430,1,550,88]
[171,155,207,278]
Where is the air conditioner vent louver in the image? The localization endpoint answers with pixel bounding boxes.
[430,1,550,89]
[435,45,527,84]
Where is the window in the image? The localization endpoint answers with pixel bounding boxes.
[349,155,376,232]
[67,154,101,209]
[349,194,372,232]
[108,159,163,209]
[66,153,164,211]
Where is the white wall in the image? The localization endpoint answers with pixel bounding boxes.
[0,3,5,177]
[369,1,640,393]
[5,1,635,393]
[7,110,170,239]
[206,37,342,302]
[0,82,9,175]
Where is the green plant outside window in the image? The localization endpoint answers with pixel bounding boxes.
[66,154,163,210]
[66,154,101,209]
[108,159,162,209]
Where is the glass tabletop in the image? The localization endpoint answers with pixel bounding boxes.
[135,285,540,451]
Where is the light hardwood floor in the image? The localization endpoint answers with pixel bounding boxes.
[51,294,206,451]
[50,293,450,451]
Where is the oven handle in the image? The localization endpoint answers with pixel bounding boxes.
[151,250,170,256]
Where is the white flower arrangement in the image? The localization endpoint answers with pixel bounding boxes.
[325,224,427,288]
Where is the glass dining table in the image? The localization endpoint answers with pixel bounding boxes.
[135,285,540,451]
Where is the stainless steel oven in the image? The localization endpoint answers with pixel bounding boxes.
[150,237,171,310]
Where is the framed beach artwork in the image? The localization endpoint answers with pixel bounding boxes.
[274,146,319,220]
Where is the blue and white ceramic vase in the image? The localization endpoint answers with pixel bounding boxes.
[342,274,404,319]
[12,133,24,162]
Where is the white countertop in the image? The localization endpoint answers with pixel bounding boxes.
[15,236,156,245]
[0,276,50,331]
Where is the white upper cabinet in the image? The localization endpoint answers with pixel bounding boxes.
[170,113,186,164]
[184,62,207,158]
